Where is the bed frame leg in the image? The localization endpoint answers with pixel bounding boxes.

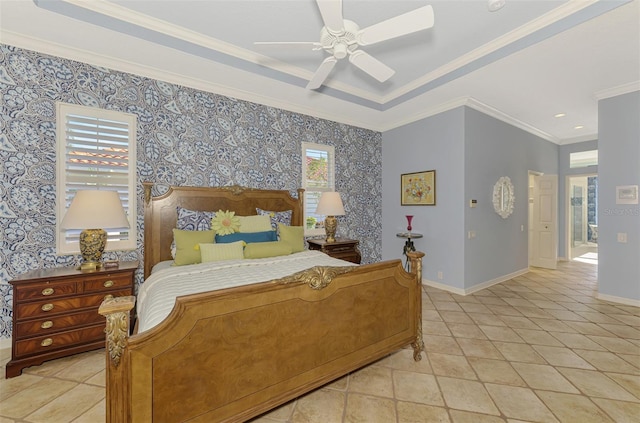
[406,251,425,361]
[99,296,136,423]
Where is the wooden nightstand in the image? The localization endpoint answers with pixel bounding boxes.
[5,261,138,378]
[307,238,361,264]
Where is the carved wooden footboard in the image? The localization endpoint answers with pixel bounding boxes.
[99,252,424,422]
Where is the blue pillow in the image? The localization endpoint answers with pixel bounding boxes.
[215,230,277,244]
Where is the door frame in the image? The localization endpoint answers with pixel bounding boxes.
[565,173,598,261]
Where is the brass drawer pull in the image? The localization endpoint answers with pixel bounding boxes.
[41,321,54,329]
[103,280,115,288]
[42,288,55,296]
[41,303,54,312]
[41,338,53,347]
[104,294,114,301]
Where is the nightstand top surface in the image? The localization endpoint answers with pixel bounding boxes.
[11,261,139,282]
[307,238,358,247]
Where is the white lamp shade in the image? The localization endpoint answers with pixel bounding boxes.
[316,192,345,216]
[61,190,130,229]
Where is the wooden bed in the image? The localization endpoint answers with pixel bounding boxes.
[99,183,425,422]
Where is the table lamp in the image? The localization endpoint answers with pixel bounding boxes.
[315,191,345,243]
[60,190,130,270]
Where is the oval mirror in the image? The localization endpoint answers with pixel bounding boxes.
[493,176,514,218]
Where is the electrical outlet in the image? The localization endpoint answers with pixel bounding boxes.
[437,271,443,280]
[617,233,628,243]
[468,230,476,239]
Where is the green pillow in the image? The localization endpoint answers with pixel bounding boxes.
[199,241,245,262]
[172,229,215,266]
[244,241,293,259]
[277,224,305,253]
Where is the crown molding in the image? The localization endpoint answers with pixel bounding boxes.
[557,134,598,145]
[594,81,640,100]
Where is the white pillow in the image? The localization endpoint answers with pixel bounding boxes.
[199,241,245,263]
[238,215,272,233]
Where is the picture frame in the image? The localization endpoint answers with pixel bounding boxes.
[401,170,436,206]
[616,185,638,205]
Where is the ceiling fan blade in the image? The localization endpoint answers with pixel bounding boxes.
[306,56,338,89]
[357,5,434,46]
[348,50,395,82]
[317,0,344,33]
[254,41,322,51]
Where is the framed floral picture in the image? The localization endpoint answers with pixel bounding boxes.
[401,170,436,206]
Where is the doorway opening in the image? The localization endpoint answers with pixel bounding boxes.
[568,174,598,264]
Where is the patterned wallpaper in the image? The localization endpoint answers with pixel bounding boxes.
[0,44,382,341]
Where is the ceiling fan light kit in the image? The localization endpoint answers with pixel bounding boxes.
[255,0,435,90]
[488,0,506,12]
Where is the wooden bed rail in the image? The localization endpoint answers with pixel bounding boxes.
[99,252,424,423]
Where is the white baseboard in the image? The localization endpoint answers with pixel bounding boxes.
[422,268,529,296]
[596,293,640,307]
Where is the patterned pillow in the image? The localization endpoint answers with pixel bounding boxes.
[176,206,215,231]
[256,208,292,231]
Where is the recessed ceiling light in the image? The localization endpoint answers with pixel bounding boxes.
[574,125,584,130]
[554,113,566,118]
[488,0,506,12]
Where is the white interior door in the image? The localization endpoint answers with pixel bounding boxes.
[530,174,558,269]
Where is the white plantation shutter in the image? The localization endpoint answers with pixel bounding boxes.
[301,142,334,235]
[56,103,137,254]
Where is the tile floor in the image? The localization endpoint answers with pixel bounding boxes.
[1,260,639,422]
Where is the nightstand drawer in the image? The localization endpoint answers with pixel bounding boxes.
[83,273,133,293]
[15,309,106,339]
[14,324,106,357]
[15,281,77,301]
[15,289,131,320]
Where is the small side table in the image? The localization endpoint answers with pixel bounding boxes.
[307,238,361,264]
[396,232,423,270]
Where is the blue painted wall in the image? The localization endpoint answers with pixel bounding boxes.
[597,91,640,301]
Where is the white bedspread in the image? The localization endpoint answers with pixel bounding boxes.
[137,250,357,333]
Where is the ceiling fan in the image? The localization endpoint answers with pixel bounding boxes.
[255,0,435,90]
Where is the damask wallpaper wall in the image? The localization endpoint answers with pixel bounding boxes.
[0,44,383,341]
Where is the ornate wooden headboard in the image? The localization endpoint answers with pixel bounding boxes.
[142,182,304,278]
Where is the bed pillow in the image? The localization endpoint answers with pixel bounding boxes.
[237,215,273,233]
[244,241,293,259]
[256,208,292,231]
[176,207,215,231]
[199,241,245,263]
[277,224,305,253]
[172,229,215,266]
[215,230,277,244]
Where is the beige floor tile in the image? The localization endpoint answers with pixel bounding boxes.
[573,349,640,374]
[428,352,477,380]
[393,371,444,406]
[448,409,505,423]
[475,296,509,306]
[511,362,579,393]
[446,323,487,340]
[53,351,106,382]
[344,393,395,423]
[437,376,500,415]
[576,311,627,325]
[513,328,565,346]
[456,338,504,360]
[290,389,345,423]
[424,321,453,336]
[587,335,640,355]
[557,367,638,401]
[423,335,463,355]
[597,323,640,339]
[434,301,464,312]
[536,390,614,423]
[458,303,493,314]
[347,365,393,398]
[0,378,77,419]
[0,373,43,402]
[466,312,507,327]
[498,315,540,330]
[423,309,444,321]
[549,331,607,350]
[485,384,558,422]
[565,321,616,336]
[502,298,537,308]
[397,402,450,423]
[467,357,525,386]
[479,326,524,343]
[382,349,433,374]
[439,311,474,325]
[528,318,576,333]
[84,369,106,387]
[605,372,640,400]
[21,354,81,377]
[492,341,547,364]
[592,397,640,423]
[490,305,525,317]
[516,306,554,319]
[609,313,640,326]
[531,345,596,369]
[25,384,104,423]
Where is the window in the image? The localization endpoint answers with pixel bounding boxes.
[570,150,598,168]
[301,142,335,236]
[56,103,137,255]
